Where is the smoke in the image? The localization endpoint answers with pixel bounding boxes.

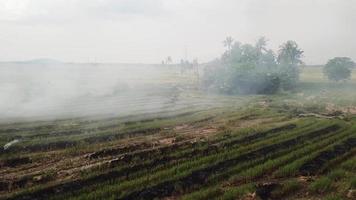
[0,62,179,122]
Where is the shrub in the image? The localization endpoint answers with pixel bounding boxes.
[323,57,355,82]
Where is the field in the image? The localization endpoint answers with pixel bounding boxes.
[0,66,356,200]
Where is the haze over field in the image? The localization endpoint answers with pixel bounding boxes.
[0,63,189,121]
[0,0,355,122]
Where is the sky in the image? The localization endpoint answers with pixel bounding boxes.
[0,0,355,64]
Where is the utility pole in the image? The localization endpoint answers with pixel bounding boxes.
[193,58,200,88]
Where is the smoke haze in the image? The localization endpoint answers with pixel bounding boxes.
[0,63,181,121]
[0,0,355,121]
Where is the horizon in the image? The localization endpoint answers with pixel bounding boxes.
[0,58,331,66]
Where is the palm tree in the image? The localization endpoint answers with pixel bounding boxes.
[223,36,234,51]
[277,41,303,66]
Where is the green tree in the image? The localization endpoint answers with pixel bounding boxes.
[203,37,305,94]
[277,41,303,65]
[323,57,354,82]
[277,40,304,89]
[206,37,280,94]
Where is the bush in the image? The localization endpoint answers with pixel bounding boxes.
[323,57,354,82]
[278,65,300,90]
[228,72,280,94]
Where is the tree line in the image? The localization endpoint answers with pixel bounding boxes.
[202,37,355,94]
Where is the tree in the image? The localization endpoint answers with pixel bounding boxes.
[203,37,281,94]
[166,56,172,64]
[277,41,303,66]
[323,57,355,82]
[223,36,234,51]
[255,37,268,53]
[203,37,305,94]
[277,40,304,89]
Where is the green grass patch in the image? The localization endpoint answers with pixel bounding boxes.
[309,177,333,194]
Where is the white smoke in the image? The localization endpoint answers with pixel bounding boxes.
[0,62,179,122]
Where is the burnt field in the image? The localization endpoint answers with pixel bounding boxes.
[0,102,356,200]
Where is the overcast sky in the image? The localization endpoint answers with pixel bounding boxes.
[0,0,355,64]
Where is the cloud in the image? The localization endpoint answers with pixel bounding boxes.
[87,0,166,17]
[0,0,355,64]
[0,0,167,23]
[0,0,32,21]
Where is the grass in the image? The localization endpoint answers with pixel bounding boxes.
[3,111,355,200]
[180,186,222,200]
[328,169,347,181]
[350,177,356,189]
[219,184,255,200]
[271,179,301,198]
[309,177,333,194]
[325,194,345,200]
